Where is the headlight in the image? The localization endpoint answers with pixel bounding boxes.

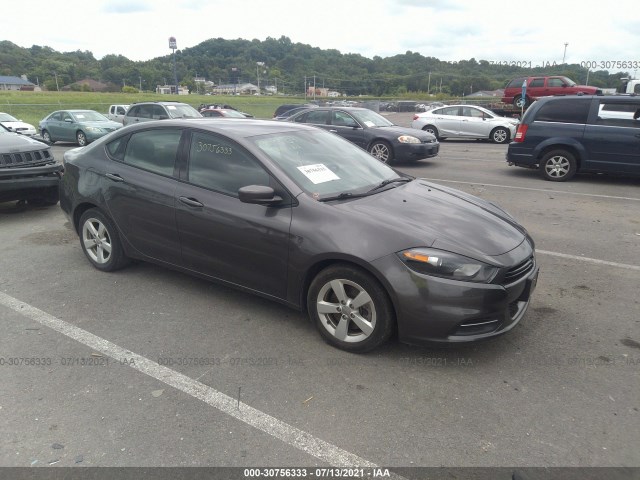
[397,135,421,144]
[398,248,498,283]
[85,127,103,133]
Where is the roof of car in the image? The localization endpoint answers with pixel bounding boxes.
[120,118,322,138]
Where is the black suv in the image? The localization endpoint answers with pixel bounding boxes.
[123,101,202,126]
[507,95,640,181]
[0,124,62,205]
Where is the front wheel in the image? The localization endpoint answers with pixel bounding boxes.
[42,130,55,144]
[490,127,510,144]
[539,150,577,182]
[79,209,130,271]
[307,264,395,353]
[368,141,394,164]
[76,130,88,147]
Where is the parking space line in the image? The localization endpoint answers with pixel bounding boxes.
[537,250,640,271]
[0,291,401,474]
[421,178,640,202]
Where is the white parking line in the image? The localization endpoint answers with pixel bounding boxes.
[537,250,640,271]
[0,291,402,474]
[421,178,640,202]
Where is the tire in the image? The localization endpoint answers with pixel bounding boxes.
[490,127,510,144]
[42,130,55,144]
[27,187,59,206]
[514,96,528,108]
[539,150,577,182]
[79,209,130,272]
[422,125,440,140]
[307,264,395,353]
[368,141,394,164]
[76,130,88,147]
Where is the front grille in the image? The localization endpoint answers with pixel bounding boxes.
[0,148,52,167]
[504,256,534,284]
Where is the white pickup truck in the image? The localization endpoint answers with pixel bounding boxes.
[107,105,129,124]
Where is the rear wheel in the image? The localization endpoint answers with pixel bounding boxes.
[539,149,577,181]
[368,141,394,164]
[422,125,440,139]
[308,264,395,353]
[79,209,130,271]
[514,96,528,108]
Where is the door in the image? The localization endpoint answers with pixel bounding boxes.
[101,128,184,265]
[583,100,640,173]
[431,106,462,137]
[460,107,491,138]
[329,110,367,148]
[175,130,292,299]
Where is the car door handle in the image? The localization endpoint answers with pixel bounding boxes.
[178,196,204,208]
[105,173,124,182]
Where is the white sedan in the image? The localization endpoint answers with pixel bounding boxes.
[411,105,518,144]
[0,112,37,136]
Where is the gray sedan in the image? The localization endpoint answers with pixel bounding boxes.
[60,119,537,352]
[412,105,518,143]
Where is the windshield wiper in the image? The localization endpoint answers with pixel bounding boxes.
[318,192,370,202]
[367,177,413,193]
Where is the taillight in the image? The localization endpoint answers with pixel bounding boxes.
[412,114,419,121]
[514,124,528,142]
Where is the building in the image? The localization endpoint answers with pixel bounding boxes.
[0,75,36,91]
[156,85,189,95]
[211,83,258,95]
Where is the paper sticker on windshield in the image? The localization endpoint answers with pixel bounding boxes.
[76,115,85,119]
[364,121,375,127]
[167,106,177,110]
[297,164,340,184]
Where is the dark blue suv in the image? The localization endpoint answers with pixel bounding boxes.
[507,95,640,181]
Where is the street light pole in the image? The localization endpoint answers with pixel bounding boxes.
[169,37,178,94]
[562,42,568,63]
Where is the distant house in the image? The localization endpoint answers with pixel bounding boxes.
[156,84,189,95]
[63,78,109,92]
[211,83,258,95]
[0,75,36,91]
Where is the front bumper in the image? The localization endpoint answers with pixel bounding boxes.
[371,252,539,345]
[0,163,63,202]
[395,141,440,161]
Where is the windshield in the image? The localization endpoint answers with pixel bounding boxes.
[71,111,110,122]
[351,109,394,127]
[250,129,399,200]
[0,113,19,122]
[168,104,202,118]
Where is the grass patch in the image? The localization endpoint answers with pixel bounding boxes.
[0,91,313,127]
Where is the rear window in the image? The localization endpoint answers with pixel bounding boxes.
[533,99,591,124]
[506,77,526,88]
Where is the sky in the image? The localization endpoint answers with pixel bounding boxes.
[3,0,639,77]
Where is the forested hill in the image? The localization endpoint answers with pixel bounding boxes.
[0,37,629,96]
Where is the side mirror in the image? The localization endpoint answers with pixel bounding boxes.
[238,185,282,205]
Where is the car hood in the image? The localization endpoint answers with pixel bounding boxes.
[333,179,527,261]
[375,125,436,141]
[81,121,122,129]
[1,120,35,131]
[0,132,49,152]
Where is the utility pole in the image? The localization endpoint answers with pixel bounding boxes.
[427,72,431,95]
[562,42,568,64]
[169,37,178,94]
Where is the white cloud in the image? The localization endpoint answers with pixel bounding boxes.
[2,0,638,76]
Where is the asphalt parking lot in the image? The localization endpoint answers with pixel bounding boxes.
[1,117,639,474]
